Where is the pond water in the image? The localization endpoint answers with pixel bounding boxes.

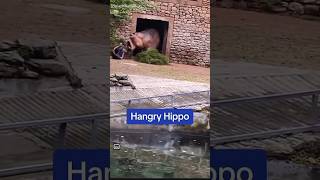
[110,136,210,178]
[110,111,210,178]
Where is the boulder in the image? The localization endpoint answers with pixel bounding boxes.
[299,0,316,3]
[281,2,289,7]
[221,0,235,8]
[66,74,83,88]
[17,39,57,59]
[0,40,18,52]
[110,81,117,86]
[271,6,288,12]
[304,5,319,15]
[288,2,304,14]
[0,62,19,78]
[247,2,262,9]
[0,50,24,65]
[19,69,40,79]
[27,59,68,76]
[110,77,118,82]
[114,74,128,80]
[118,80,132,86]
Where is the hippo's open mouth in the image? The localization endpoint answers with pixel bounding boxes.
[126,39,135,51]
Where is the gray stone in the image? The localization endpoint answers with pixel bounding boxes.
[27,59,68,76]
[0,50,24,65]
[288,2,305,14]
[221,0,234,8]
[20,69,40,79]
[0,62,19,78]
[118,80,132,86]
[115,74,128,80]
[233,1,248,9]
[299,0,316,3]
[110,77,118,82]
[247,1,262,9]
[116,83,123,87]
[304,5,320,15]
[0,40,17,51]
[239,0,248,9]
[281,2,289,7]
[271,6,288,12]
[110,81,117,86]
[66,74,83,89]
[17,39,57,59]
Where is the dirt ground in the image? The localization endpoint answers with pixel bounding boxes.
[213,8,320,70]
[0,0,107,44]
[111,59,210,83]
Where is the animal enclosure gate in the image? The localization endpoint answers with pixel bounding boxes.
[131,14,174,56]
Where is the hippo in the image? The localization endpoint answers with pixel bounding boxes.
[127,28,160,54]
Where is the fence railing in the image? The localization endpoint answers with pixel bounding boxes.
[2,89,320,176]
[212,89,320,145]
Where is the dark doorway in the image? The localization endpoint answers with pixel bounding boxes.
[136,18,169,54]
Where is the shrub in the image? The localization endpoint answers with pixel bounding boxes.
[135,49,169,65]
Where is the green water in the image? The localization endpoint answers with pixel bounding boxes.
[111,145,210,178]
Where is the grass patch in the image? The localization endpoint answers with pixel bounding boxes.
[135,48,169,65]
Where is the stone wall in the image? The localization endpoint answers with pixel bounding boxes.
[116,0,211,67]
[216,0,320,16]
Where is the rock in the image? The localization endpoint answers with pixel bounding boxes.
[281,2,289,7]
[110,81,117,86]
[116,83,123,87]
[66,74,83,88]
[27,59,68,76]
[299,0,316,3]
[194,106,203,112]
[304,5,320,15]
[110,77,118,82]
[17,39,57,59]
[233,1,247,9]
[221,0,234,8]
[271,6,288,12]
[115,74,128,80]
[0,50,24,65]
[239,0,248,9]
[110,74,135,89]
[118,80,132,86]
[0,62,19,78]
[288,2,304,14]
[20,69,40,79]
[247,2,262,9]
[0,40,17,51]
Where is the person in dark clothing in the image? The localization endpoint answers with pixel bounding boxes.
[112,43,126,59]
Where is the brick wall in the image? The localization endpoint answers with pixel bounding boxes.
[116,0,211,67]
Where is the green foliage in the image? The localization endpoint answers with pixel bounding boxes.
[110,0,155,48]
[110,0,154,22]
[135,49,169,65]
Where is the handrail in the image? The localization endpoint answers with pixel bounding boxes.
[213,89,320,106]
[0,163,52,178]
[0,113,108,131]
